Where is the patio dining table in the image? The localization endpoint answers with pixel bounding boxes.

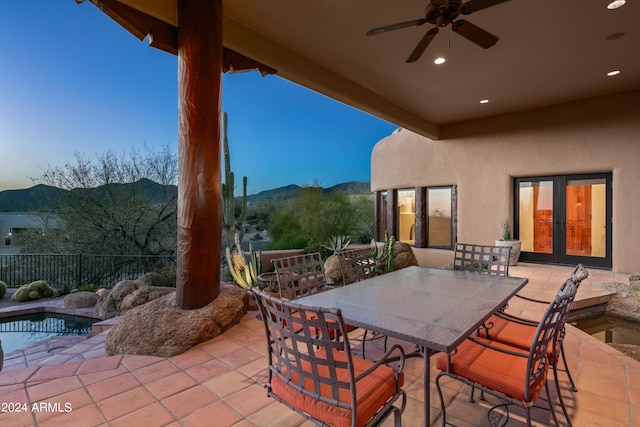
[295,265,528,427]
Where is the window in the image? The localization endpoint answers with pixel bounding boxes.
[375,186,456,249]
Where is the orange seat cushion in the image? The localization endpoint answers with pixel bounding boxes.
[436,338,547,404]
[486,315,559,362]
[271,348,403,427]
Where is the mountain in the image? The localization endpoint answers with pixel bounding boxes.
[0,179,178,212]
[0,180,370,212]
[245,181,371,204]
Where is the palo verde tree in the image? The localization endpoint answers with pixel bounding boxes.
[221,112,247,249]
[21,144,178,256]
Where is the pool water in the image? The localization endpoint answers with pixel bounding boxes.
[0,313,98,354]
[572,314,640,346]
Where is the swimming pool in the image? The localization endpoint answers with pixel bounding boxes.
[572,314,640,346]
[0,313,98,354]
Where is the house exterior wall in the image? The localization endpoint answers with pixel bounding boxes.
[371,89,640,273]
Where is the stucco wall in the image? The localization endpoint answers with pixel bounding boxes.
[371,89,640,273]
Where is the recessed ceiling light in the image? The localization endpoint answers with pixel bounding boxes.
[607,0,625,9]
[607,70,621,77]
[480,99,489,104]
[606,32,626,41]
[434,57,446,65]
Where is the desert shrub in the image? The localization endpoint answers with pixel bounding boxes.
[78,284,98,292]
[143,262,177,287]
[0,280,6,299]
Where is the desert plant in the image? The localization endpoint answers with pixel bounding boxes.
[78,284,98,292]
[0,280,6,299]
[501,219,512,241]
[372,232,395,274]
[222,112,248,249]
[57,283,73,297]
[322,235,351,254]
[12,280,55,302]
[226,233,261,288]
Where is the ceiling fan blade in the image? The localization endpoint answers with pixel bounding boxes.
[366,19,427,36]
[461,0,512,15]
[452,20,499,49]
[406,27,439,63]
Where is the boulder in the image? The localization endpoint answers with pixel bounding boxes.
[392,241,419,270]
[105,284,249,357]
[323,254,342,284]
[120,286,175,311]
[64,291,99,309]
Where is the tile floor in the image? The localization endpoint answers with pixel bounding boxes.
[0,263,638,426]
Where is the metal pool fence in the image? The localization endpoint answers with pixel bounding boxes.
[0,254,175,290]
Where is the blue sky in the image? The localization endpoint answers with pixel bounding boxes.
[0,1,396,195]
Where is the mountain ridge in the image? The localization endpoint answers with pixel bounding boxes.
[0,180,371,212]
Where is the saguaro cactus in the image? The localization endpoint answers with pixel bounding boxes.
[222,112,247,249]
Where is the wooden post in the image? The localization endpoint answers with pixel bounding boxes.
[176,0,222,309]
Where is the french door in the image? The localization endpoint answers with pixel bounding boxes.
[515,173,612,268]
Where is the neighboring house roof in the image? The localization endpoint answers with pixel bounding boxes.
[0,213,59,232]
[82,0,640,140]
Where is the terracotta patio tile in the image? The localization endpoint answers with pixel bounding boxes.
[573,388,630,425]
[35,402,106,427]
[145,371,198,400]
[247,401,307,427]
[120,354,165,371]
[202,370,254,398]
[33,387,94,424]
[0,367,38,386]
[236,357,268,381]
[170,348,215,369]
[97,386,156,421]
[180,400,243,427]
[186,358,233,383]
[76,355,123,375]
[27,376,84,402]
[196,337,244,357]
[28,362,81,382]
[161,385,218,419]
[130,359,179,383]
[217,347,262,369]
[110,401,175,427]
[223,383,272,417]
[0,405,37,426]
[86,372,140,402]
[78,365,128,386]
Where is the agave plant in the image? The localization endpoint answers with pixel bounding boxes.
[226,233,261,288]
[372,232,395,274]
[322,235,351,254]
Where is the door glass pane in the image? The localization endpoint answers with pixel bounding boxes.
[566,178,606,258]
[427,187,452,247]
[397,189,415,245]
[519,180,553,254]
[378,191,388,239]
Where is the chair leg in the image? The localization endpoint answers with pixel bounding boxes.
[553,363,573,427]
[435,373,448,427]
[560,342,578,392]
[544,377,561,427]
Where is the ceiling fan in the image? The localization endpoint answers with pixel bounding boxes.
[366,0,512,63]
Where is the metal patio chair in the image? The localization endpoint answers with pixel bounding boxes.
[251,287,407,427]
[454,242,511,276]
[335,247,387,359]
[483,264,589,425]
[435,273,579,427]
[272,252,328,300]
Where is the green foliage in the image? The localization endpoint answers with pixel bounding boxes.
[266,185,374,252]
[222,112,248,249]
[22,145,178,256]
[226,233,261,288]
[321,235,351,254]
[373,233,395,274]
[501,219,512,241]
[78,284,98,292]
[11,280,54,302]
[0,280,6,299]
[57,283,73,297]
[143,263,177,287]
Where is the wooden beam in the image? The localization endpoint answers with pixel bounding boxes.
[175,0,223,309]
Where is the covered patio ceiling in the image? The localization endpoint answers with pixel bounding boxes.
[93,0,639,140]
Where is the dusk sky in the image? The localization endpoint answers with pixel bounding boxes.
[1,1,397,195]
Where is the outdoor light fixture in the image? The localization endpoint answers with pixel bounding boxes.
[607,0,625,9]
[607,70,621,76]
[434,57,446,65]
[480,99,489,104]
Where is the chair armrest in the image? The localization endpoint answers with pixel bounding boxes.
[514,292,550,305]
[355,344,406,381]
[465,336,529,358]
[493,310,538,327]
